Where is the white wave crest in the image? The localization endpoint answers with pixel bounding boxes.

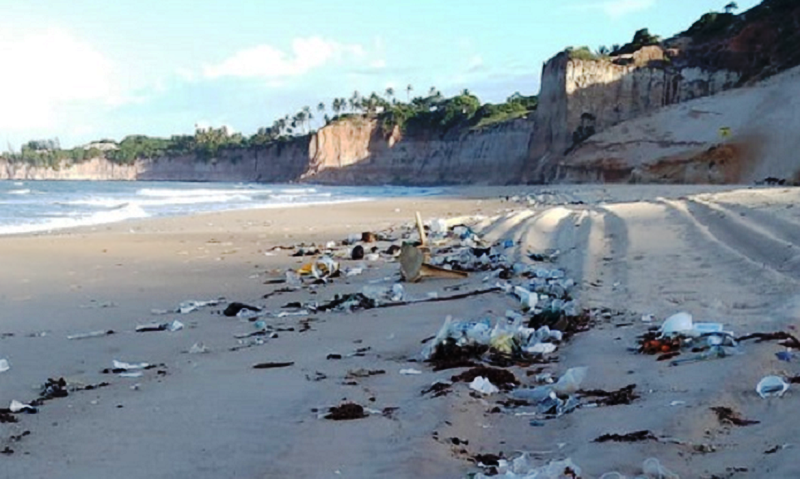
[136,188,270,198]
[7,189,30,195]
[0,203,149,236]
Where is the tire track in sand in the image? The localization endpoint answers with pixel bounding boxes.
[683,198,800,281]
[658,198,794,315]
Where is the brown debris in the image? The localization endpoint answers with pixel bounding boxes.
[639,331,682,355]
[528,309,593,340]
[325,402,367,420]
[421,382,452,398]
[261,287,294,299]
[361,232,377,243]
[428,342,484,371]
[381,407,399,418]
[0,411,18,423]
[9,431,29,442]
[711,406,760,426]
[346,368,386,378]
[764,445,785,454]
[473,453,503,466]
[736,331,800,349]
[252,362,294,369]
[451,366,519,390]
[594,430,657,443]
[657,351,681,361]
[579,384,639,406]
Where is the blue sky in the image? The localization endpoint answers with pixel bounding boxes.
[0,0,759,148]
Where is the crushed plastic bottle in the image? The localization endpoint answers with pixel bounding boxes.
[514,286,538,310]
[113,360,149,370]
[391,284,405,302]
[188,342,209,354]
[756,375,789,398]
[178,299,222,314]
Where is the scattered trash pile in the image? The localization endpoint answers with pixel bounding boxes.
[636,311,800,399]
[420,314,571,370]
[636,312,738,365]
[472,454,678,479]
[474,453,680,479]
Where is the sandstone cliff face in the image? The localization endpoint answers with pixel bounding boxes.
[556,65,800,184]
[0,141,310,182]
[0,157,142,180]
[529,47,740,181]
[0,117,534,185]
[302,117,533,185]
[137,141,309,182]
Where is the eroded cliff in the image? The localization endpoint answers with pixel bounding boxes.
[556,64,800,184]
[0,117,534,185]
[303,117,533,185]
[529,46,740,181]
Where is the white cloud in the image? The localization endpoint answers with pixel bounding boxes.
[0,28,117,129]
[601,0,656,18]
[369,59,387,69]
[568,0,656,18]
[203,37,366,80]
[466,55,485,73]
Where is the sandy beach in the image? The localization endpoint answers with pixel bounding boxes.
[2,184,799,478]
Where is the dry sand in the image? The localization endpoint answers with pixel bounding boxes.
[1,184,799,478]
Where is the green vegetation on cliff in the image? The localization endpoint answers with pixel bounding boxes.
[4,87,537,168]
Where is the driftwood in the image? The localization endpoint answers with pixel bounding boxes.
[375,287,501,309]
[415,211,427,246]
[736,331,800,348]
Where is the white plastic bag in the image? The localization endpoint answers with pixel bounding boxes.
[552,367,588,395]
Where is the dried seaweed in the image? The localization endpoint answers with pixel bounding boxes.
[325,403,367,420]
[711,406,759,426]
[594,430,657,443]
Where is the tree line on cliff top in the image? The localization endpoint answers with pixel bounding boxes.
[3,88,538,168]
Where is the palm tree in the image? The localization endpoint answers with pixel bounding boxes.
[385,87,394,104]
[406,84,413,102]
[296,111,307,134]
[724,1,738,13]
[428,86,437,97]
[351,91,361,113]
[302,106,312,132]
[461,88,470,96]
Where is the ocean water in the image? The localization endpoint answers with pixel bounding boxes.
[0,181,443,235]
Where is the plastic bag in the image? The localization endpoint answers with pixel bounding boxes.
[552,367,588,395]
[642,457,680,479]
[470,376,499,395]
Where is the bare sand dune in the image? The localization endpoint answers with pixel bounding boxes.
[0,185,798,478]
